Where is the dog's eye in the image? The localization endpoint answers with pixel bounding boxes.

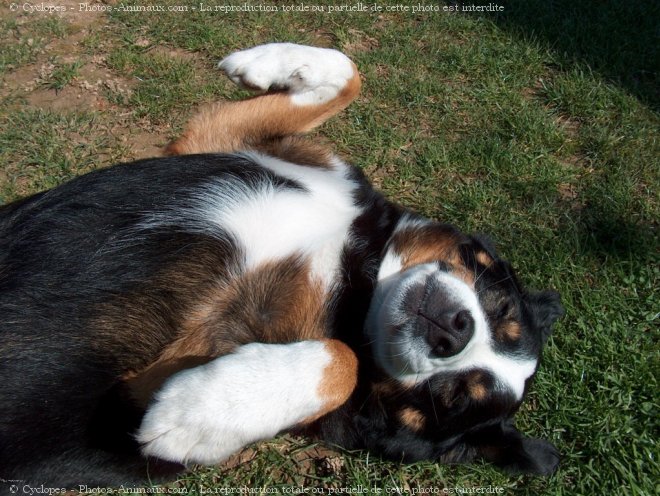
[496,302,512,320]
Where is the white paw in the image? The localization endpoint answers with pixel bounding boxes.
[136,341,332,466]
[218,43,355,105]
[136,359,246,465]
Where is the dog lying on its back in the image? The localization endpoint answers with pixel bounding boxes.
[0,44,563,489]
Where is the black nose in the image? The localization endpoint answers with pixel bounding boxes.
[418,308,475,358]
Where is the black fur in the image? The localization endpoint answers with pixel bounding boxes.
[0,155,298,489]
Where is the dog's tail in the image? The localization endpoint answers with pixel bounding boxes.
[165,43,361,156]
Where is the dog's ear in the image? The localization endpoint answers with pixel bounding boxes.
[469,422,560,476]
[526,290,564,344]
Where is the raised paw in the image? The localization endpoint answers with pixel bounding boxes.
[218,43,356,105]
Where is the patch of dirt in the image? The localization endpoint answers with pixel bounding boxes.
[1,1,174,161]
[215,438,347,485]
[343,29,380,54]
[147,45,198,61]
[557,181,587,212]
[113,120,171,160]
[306,29,337,48]
[365,159,398,189]
[26,84,99,111]
[557,182,579,202]
[0,64,38,98]
[374,64,390,78]
[4,56,136,113]
[521,76,551,102]
[555,113,581,139]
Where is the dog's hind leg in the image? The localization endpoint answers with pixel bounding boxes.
[136,339,357,466]
[165,43,361,156]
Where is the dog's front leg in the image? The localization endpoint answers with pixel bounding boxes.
[136,339,357,466]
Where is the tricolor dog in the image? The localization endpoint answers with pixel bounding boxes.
[0,43,563,489]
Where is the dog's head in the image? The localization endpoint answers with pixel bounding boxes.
[361,216,563,474]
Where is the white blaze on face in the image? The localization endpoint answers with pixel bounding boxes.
[368,262,538,400]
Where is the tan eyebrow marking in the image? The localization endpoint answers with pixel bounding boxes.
[476,250,494,267]
[390,226,475,286]
[497,320,522,341]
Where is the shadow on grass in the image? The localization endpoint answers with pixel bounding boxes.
[574,207,657,261]
[481,0,659,111]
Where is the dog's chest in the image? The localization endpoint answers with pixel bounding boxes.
[156,155,368,347]
[204,153,363,291]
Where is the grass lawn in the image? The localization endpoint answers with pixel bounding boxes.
[0,1,657,495]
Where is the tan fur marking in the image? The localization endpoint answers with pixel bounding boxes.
[467,372,488,401]
[124,256,328,407]
[398,407,426,432]
[255,136,335,169]
[165,62,361,156]
[469,383,488,401]
[497,320,522,341]
[392,226,475,286]
[475,251,493,267]
[371,380,403,397]
[451,266,475,287]
[392,227,463,270]
[300,339,358,424]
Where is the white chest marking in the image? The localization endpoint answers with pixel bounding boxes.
[203,154,361,289]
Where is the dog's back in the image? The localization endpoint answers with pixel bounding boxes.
[0,45,364,489]
[0,158,237,487]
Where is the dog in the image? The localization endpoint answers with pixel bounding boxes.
[0,43,564,490]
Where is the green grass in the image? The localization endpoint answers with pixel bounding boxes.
[0,107,124,203]
[106,46,226,122]
[1,1,658,495]
[41,59,84,91]
[0,16,70,74]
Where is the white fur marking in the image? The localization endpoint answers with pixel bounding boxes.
[136,155,362,291]
[368,264,537,400]
[377,251,403,281]
[211,153,361,288]
[138,341,332,465]
[219,43,354,106]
